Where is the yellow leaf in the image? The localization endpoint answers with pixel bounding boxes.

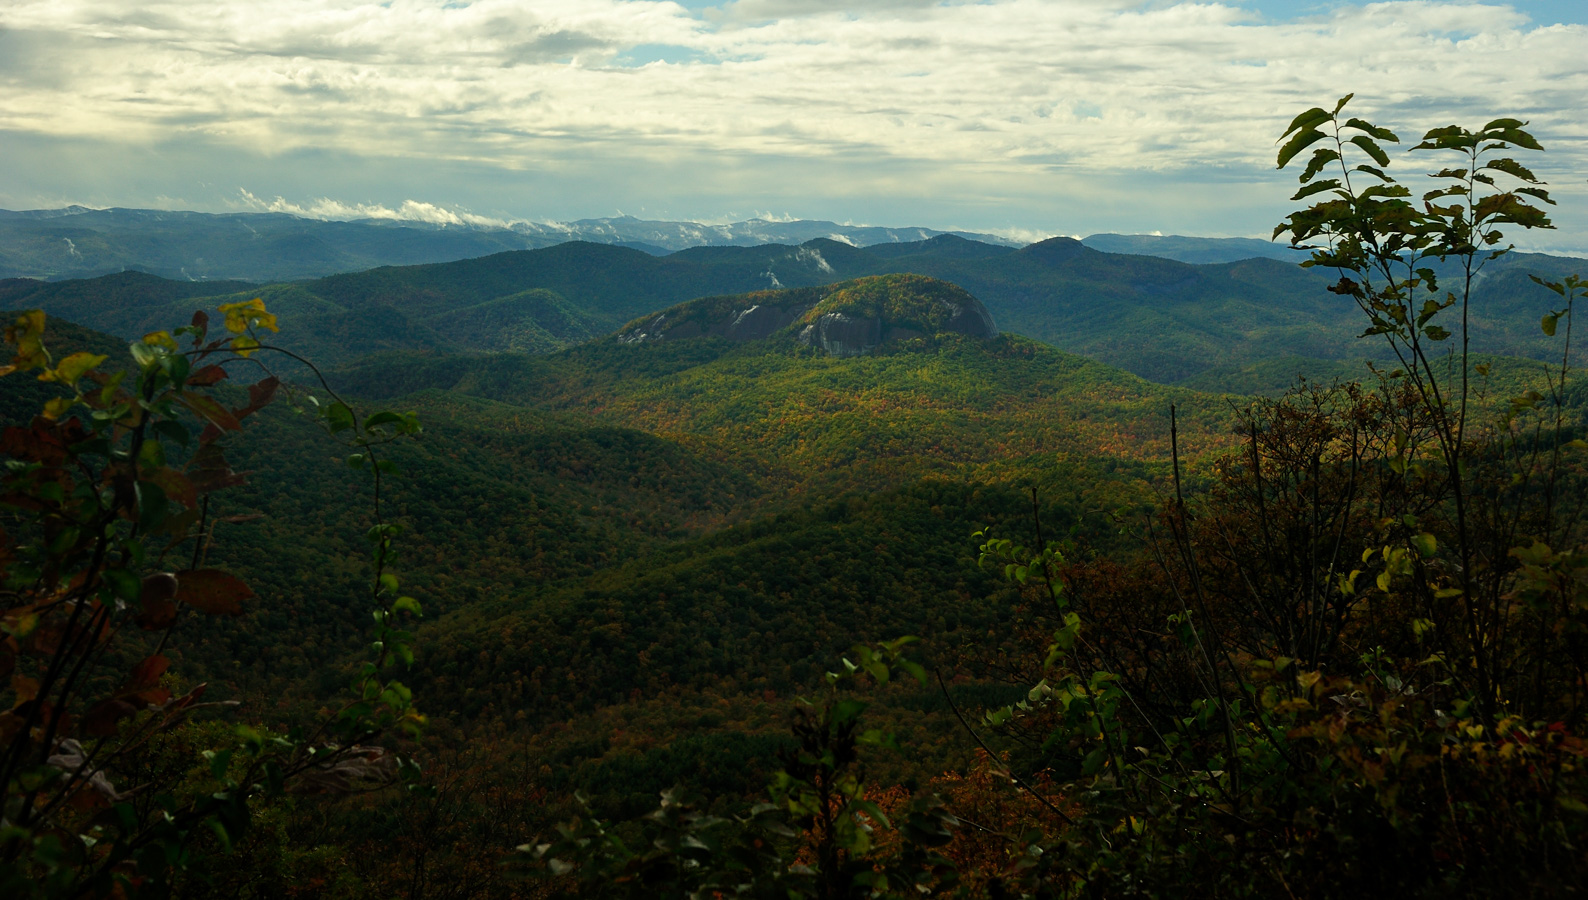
[41,352,107,388]
[3,611,40,638]
[42,396,76,420]
[231,335,261,358]
[3,309,48,375]
[219,298,278,335]
[142,330,180,351]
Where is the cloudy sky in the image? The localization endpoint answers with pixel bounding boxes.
[2,0,1585,250]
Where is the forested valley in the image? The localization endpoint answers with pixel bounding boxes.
[3,103,1587,898]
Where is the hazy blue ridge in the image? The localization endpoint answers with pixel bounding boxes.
[4,232,1578,385]
[0,207,1016,283]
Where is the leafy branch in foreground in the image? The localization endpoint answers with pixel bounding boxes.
[937,98,1588,897]
[0,300,423,898]
[525,637,967,899]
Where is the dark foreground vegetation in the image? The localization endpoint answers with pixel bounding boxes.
[3,101,1586,898]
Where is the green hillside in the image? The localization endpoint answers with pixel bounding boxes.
[5,235,1583,897]
[0,296,1229,709]
[3,237,1577,383]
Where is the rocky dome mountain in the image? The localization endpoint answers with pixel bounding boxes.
[615,273,996,356]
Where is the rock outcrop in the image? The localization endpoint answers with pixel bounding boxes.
[616,274,996,357]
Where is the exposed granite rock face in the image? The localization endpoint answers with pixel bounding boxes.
[797,313,929,357]
[617,299,808,345]
[615,274,995,357]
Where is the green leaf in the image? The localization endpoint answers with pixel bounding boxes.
[153,419,191,447]
[1516,186,1555,205]
[1081,746,1108,776]
[364,411,404,430]
[1415,125,1477,151]
[1291,179,1342,201]
[1542,312,1560,337]
[832,699,868,725]
[1349,134,1391,167]
[103,567,142,602]
[1299,148,1340,182]
[205,749,234,781]
[1342,117,1398,142]
[1484,157,1540,183]
[1411,533,1438,558]
[1278,128,1329,169]
[857,729,901,752]
[1331,93,1354,115]
[392,596,423,617]
[206,820,233,854]
[896,658,927,686]
[326,402,355,434]
[128,341,158,370]
[1486,127,1543,151]
[1281,107,1332,139]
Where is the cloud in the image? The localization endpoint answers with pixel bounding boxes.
[234,189,513,227]
[0,1,1584,247]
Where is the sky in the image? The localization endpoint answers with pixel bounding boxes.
[2,0,1586,252]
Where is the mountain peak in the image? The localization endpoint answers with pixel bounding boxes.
[1017,235,1087,265]
[616,273,996,356]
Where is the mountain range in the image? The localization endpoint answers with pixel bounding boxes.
[3,232,1578,385]
[5,205,1340,284]
[0,207,1017,282]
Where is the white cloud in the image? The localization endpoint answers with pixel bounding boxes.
[1,1,1584,245]
[234,189,513,226]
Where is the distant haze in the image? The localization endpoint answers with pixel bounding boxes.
[0,205,1570,284]
[2,1,1585,254]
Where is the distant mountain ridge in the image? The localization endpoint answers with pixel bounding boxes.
[6,234,1577,384]
[0,206,1017,283]
[1079,233,1311,265]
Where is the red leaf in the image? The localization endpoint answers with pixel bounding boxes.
[137,573,179,630]
[166,682,208,712]
[84,699,139,737]
[142,468,197,508]
[233,376,280,420]
[179,394,242,433]
[11,674,40,703]
[186,445,245,493]
[123,655,169,693]
[137,597,177,631]
[1,421,69,465]
[186,364,229,387]
[176,569,253,615]
[130,687,173,707]
[68,786,110,813]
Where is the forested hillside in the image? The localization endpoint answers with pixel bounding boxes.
[4,235,1579,384]
[3,125,1584,898]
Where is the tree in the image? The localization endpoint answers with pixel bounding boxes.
[1,301,424,898]
[965,97,1588,896]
